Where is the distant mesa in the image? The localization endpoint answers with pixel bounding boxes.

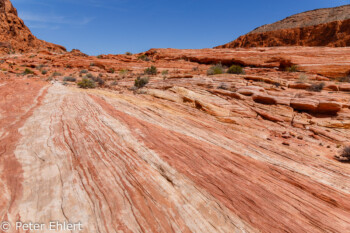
[0,0,66,54]
[216,5,350,48]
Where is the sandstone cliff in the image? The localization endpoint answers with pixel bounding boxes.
[0,0,66,53]
[217,5,350,48]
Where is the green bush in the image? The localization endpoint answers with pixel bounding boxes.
[227,65,244,74]
[207,64,224,75]
[85,73,93,79]
[80,69,88,74]
[77,78,96,89]
[144,66,157,75]
[286,65,298,72]
[134,77,149,88]
[162,70,169,75]
[308,82,325,92]
[53,72,62,77]
[138,54,150,61]
[63,76,76,82]
[108,68,115,73]
[41,70,48,75]
[125,52,133,56]
[23,68,34,75]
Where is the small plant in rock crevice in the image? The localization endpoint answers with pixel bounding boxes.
[227,65,244,74]
[308,82,325,92]
[144,66,157,75]
[23,68,34,75]
[207,64,224,75]
[285,65,298,72]
[134,76,149,88]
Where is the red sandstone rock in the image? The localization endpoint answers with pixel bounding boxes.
[290,98,319,111]
[252,93,277,105]
[340,84,350,91]
[317,101,342,113]
[288,83,312,90]
[217,5,350,48]
[0,0,65,53]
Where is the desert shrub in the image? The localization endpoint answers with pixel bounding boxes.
[274,82,281,88]
[90,62,95,67]
[80,69,88,74]
[217,83,229,90]
[207,64,224,75]
[286,65,298,72]
[95,77,105,86]
[125,52,133,55]
[108,68,115,73]
[134,76,149,88]
[63,76,76,82]
[36,64,45,70]
[23,68,34,75]
[119,69,129,78]
[53,72,62,77]
[308,82,325,92]
[341,146,350,160]
[138,54,150,61]
[162,70,169,75]
[144,66,157,75]
[227,65,244,74]
[110,81,118,86]
[97,55,103,59]
[337,76,350,82]
[77,78,96,89]
[297,73,308,83]
[86,74,104,86]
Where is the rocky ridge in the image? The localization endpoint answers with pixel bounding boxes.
[217,5,350,48]
[0,0,66,53]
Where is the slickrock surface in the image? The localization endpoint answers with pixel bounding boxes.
[1,47,350,232]
[0,0,66,53]
[217,5,350,48]
[145,47,350,78]
[2,47,349,78]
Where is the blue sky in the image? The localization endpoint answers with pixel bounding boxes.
[12,0,350,55]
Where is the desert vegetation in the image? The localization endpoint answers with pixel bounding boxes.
[207,64,224,75]
[77,78,96,89]
[134,76,149,88]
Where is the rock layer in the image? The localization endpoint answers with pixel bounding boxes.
[1,57,350,232]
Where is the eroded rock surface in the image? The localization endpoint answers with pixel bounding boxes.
[1,56,350,232]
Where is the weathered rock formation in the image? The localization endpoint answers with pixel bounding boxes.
[1,46,350,232]
[217,5,350,48]
[0,0,66,53]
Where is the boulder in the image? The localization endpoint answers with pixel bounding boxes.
[252,93,277,105]
[290,99,319,111]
